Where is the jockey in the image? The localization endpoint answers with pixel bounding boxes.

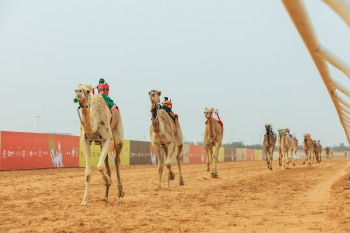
[264,125,276,137]
[212,109,224,128]
[160,97,176,122]
[212,109,220,121]
[317,140,322,146]
[292,133,298,141]
[93,78,117,109]
[97,78,109,96]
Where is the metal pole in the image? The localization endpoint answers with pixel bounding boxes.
[36,116,41,132]
[75,121,79,135]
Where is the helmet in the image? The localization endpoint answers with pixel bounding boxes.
[162,97,172,109]
[97,78,109,95]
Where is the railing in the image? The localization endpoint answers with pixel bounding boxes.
[281,0,350,143]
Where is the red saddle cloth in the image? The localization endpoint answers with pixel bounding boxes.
[205,119,224,128]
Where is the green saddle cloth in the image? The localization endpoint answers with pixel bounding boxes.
[101,93,115,109]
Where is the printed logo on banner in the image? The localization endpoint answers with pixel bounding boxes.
[2,150,6,158]
[7,147,14,157]
[48,135,64,167]
[16,147,22,157]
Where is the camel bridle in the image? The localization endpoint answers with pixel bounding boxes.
[150,92,160,123]
[75,88,92,126]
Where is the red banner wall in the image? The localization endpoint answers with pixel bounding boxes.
[0,131,79,170]
[246,149,255,161]
[189,144,206,163]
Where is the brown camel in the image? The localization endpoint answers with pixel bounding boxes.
[287,132,299,166]
[279,128,295,169]
[325,147,333,160]
[75,84,124,205]
[203,108,224,177]
[302,133,313,166]
[277,128,283,166]
[149,90,184,189]
[263,124,276,170]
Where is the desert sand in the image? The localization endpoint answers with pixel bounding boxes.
[1,160,350,232]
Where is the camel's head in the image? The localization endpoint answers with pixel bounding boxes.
[265,124,271,132]
[204,107,214,119]
[303,133,311,140]
[149,90,161,107]
[75,84,93,104]
[278,128,287,137]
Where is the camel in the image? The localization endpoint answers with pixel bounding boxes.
[277,128,283,166]
[203,108,224,177]
[325,147,333,160]
[287,130,298,165]
[313,140,322,163]
[75,84,124,205]
[263,124,276,170]
[278,128,295,169]
[149,90,184,189]
[302,133,313,166]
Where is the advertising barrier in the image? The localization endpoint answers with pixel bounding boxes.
[0,131,79,170]
[224,147,236,162]
[130,141,152,165]
[79,140,130,167]
[236,148,246,161]
[246,149,255,161]
[181,144,190,163]
[189,144,205,163]
[218,147,225,162]
[0,130,289,171]
[254,150,262,160]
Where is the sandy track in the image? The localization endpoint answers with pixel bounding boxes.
[0,160,350,233]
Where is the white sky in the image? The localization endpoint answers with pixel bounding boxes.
[1,1,350,147]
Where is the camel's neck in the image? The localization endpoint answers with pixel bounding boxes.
[304,138,312,149]
[266,131,271,145]
[208,117,215,139]
[151,105,160,132]
[81,105,94,134]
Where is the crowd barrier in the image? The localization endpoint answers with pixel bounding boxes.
[5,131,347,170]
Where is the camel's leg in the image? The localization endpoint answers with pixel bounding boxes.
[174,127,184,186]
[103,153,111,202]
[303,151,307,165]
[308,151,312,166]
[291,148,296,166]
[97,139,112,186]
[281,149,285,170]
[81,140,92,205]
[176,144,184,186]
[113,140,124,198]
[163,142,176,189]
[152,143,163,189]
[112,120,124,198]
[264,147,269,167]
[211,142,221,177]
[204,145,211,172]
[278,146,282,166]
[268,147,273,170]
[209,146,214,171]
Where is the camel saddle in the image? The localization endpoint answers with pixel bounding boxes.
[205,119,224,128]
[160,105,179,134]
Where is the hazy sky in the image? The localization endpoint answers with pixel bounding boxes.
[1,1,350,147]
